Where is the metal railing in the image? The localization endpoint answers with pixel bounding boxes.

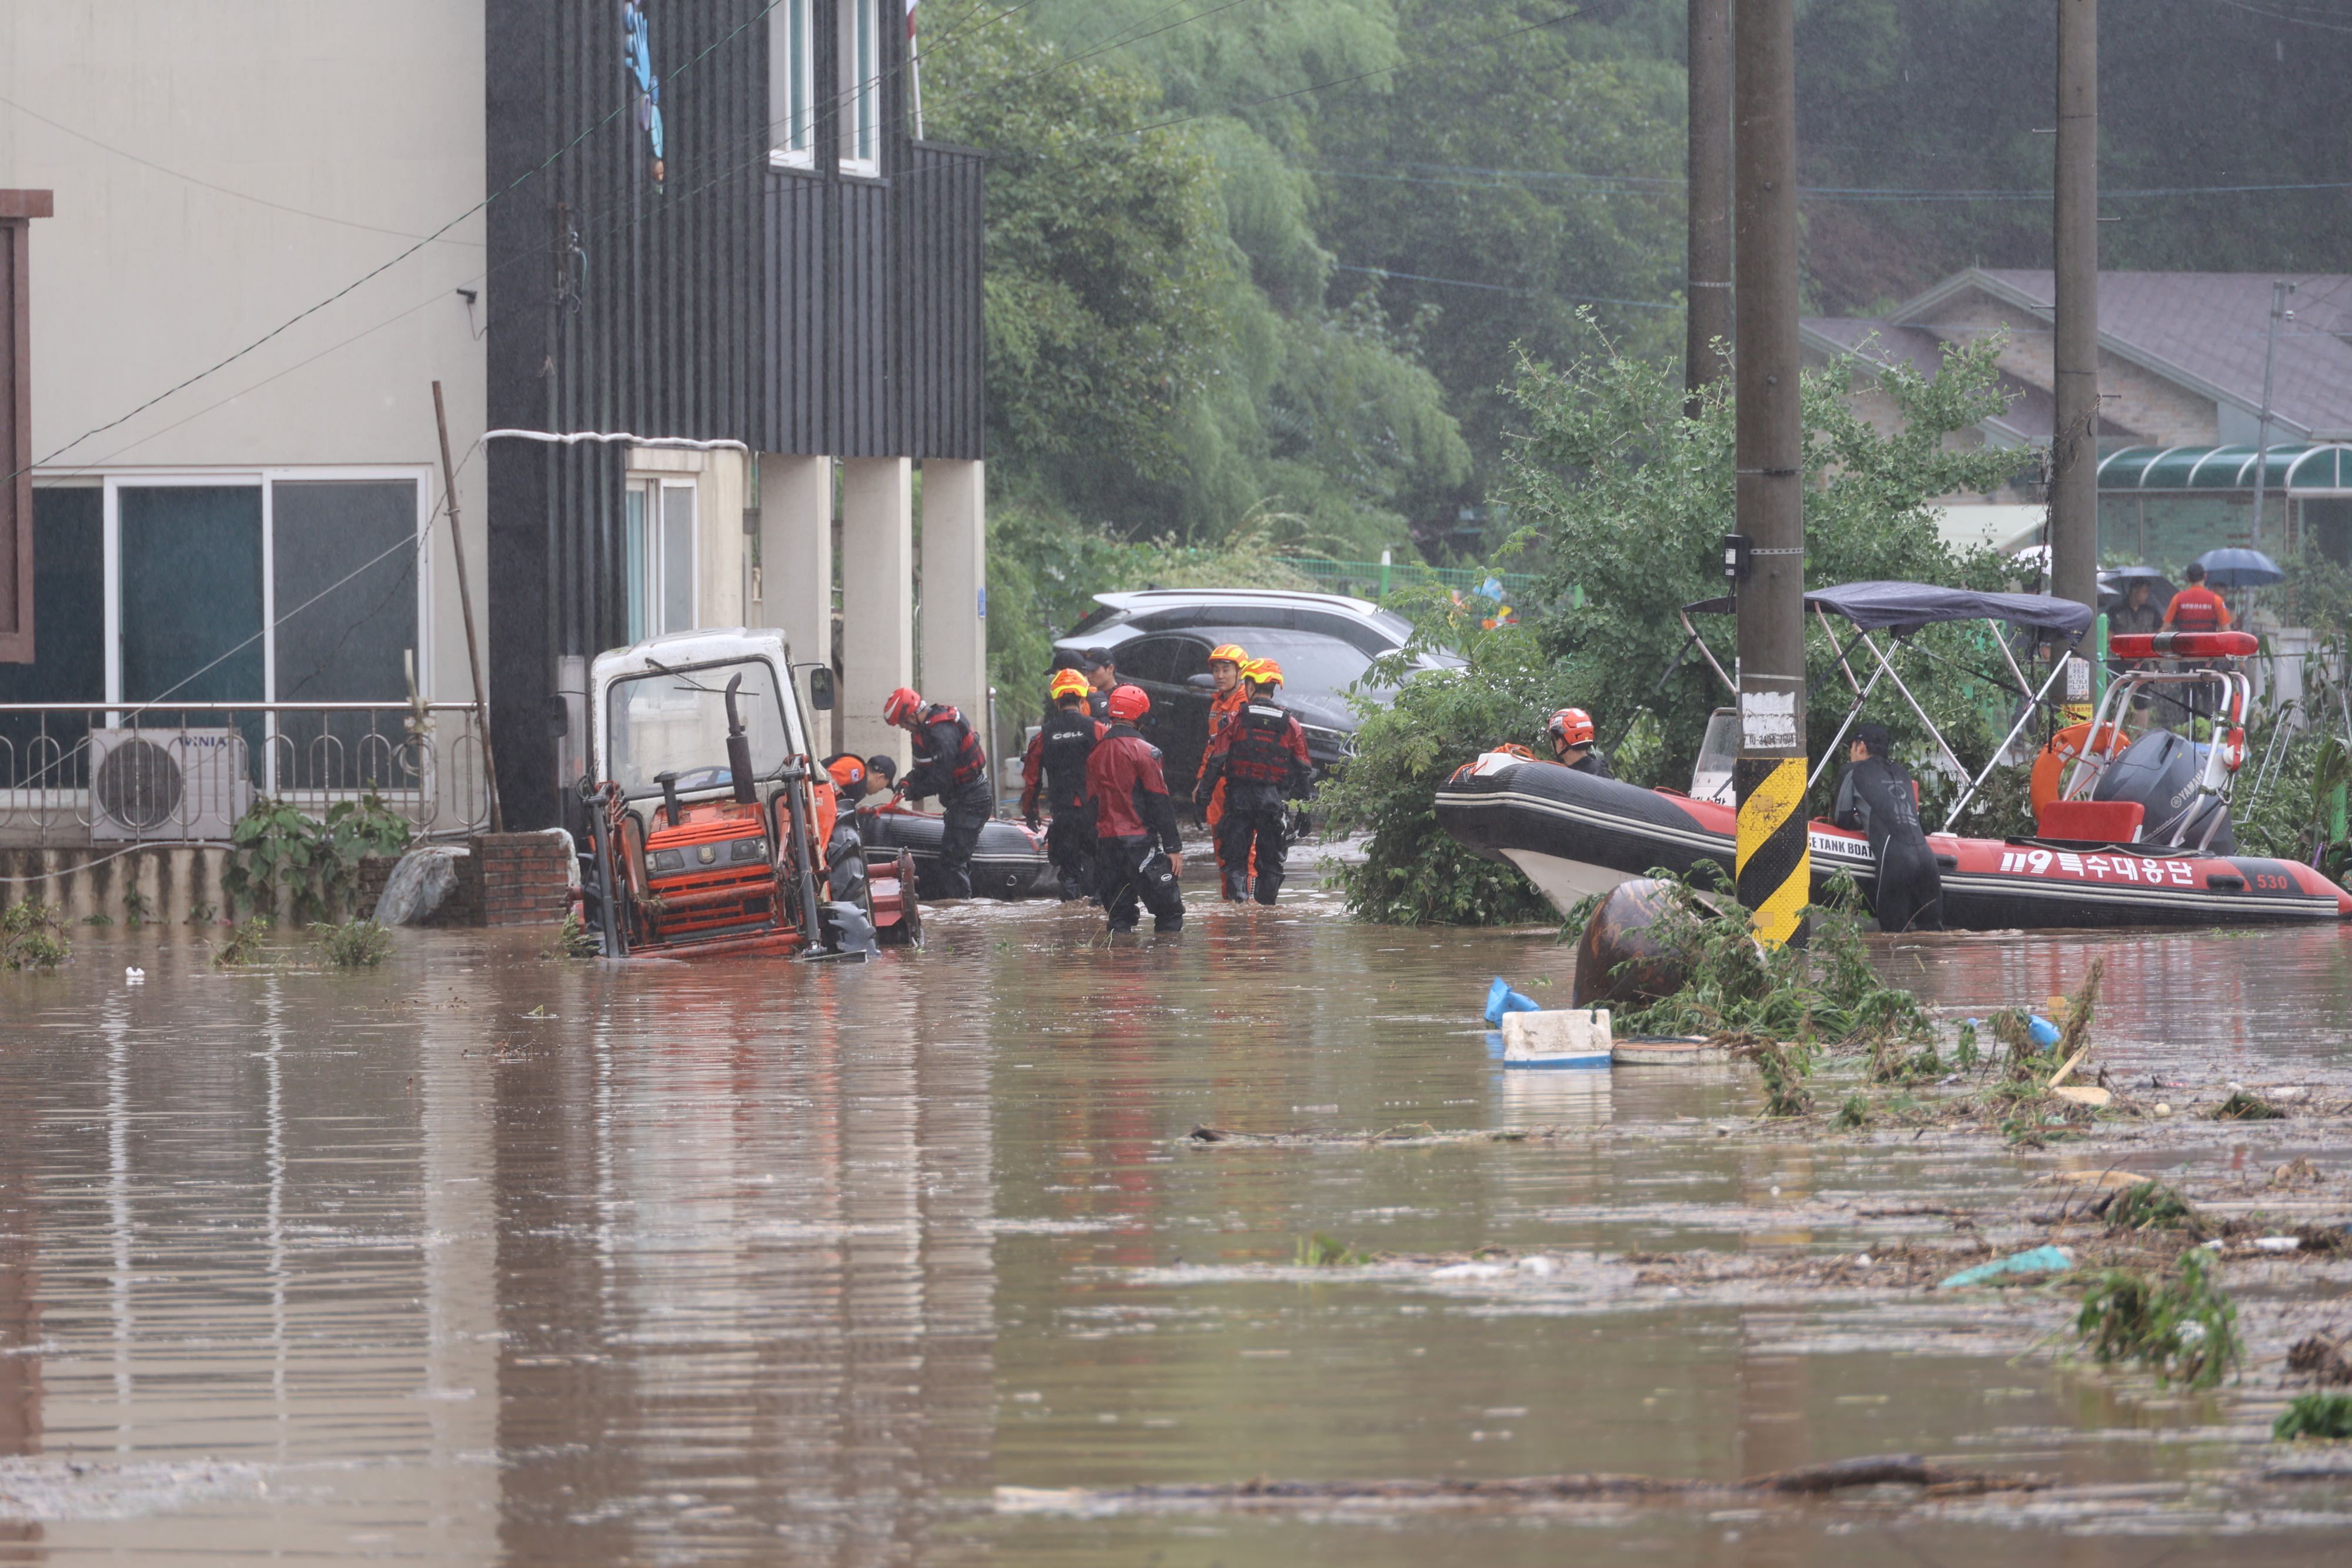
[0,703,492,845]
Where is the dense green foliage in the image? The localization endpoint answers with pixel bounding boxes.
[222,794,414,923]
[1322,329,2034,922]
[0,899,70,972]
[2070,1249,2241,1392]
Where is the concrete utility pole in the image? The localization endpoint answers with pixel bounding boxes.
[1685,0,1733,406]
[2251,279,2294,547]
[2049,0,2100,616]
[1732,0,1808,949]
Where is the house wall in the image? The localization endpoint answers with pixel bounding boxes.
[0,2,489,713]
[1934,291,2220,447]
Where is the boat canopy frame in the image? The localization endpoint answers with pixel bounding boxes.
[1679,580,2094,831]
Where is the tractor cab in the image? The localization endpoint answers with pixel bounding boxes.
[572,628,918,958]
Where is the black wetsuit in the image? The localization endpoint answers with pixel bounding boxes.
[901,707,991,900]
[1565,750,1613,778]
[1833,755,1944,933]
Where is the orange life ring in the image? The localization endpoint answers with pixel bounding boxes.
[2030,721,2127,814]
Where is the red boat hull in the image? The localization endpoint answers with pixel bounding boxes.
[1436,756,2352,929]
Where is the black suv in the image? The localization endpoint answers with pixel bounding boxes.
[1050,589,1461,794]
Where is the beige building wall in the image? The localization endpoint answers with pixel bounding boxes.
[0,0,487,707]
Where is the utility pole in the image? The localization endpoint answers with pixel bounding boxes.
[1732,0,1807,949]
[2049,0,2100,617]
[1685,0,1733,407]
[2251,279,2294,547]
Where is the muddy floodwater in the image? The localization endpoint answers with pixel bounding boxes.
[1,884,2350,1565]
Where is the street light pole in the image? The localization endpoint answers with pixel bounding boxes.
[1685,0,1733,407]
[2251,279,2294,548]
[2049,0,2100,618]
[1732,0,1808,949]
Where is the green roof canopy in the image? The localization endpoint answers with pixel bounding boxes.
[2097,443,2352,493]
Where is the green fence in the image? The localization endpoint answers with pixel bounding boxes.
[1285,557,1546,601]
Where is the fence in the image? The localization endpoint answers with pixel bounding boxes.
[0,703,492,847]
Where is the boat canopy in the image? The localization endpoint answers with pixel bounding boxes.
[1681,580,2094,642]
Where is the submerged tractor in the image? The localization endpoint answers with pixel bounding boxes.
[570,628,918,959]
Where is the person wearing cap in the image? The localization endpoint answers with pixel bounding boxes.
[1831,721,1943,933]
[1079,647,1120,720]
[1087,684,1185,932]
[1194,659,1312,904]
[884,687,991,901]
[2161,561,2233,634]
[1020,669,1108,901]
[815,753,873,904]
[1198,643,1252,880]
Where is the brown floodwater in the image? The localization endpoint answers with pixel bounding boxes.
[0,885,2347,1565]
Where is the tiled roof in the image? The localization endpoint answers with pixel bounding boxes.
[1913,270,2352,439]
[1800,315,2100,439]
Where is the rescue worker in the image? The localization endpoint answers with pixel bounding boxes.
[1193,658,1312,905]
[1019,668,1108,901]
[1547,707,1612,777]
[2108,580,2162,718]
[1087,684,1185,932]
[1080,647,1120,720]
[2162,561,2233,633]
[1831,722,1944,933]
[1198,643,1251,890]
[814,754,871,904]
[865,754,898,793]
[883,686,991,901]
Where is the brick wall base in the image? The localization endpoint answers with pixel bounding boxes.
[472,832,572,927]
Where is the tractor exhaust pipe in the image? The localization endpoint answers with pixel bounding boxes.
[723,673,758,804]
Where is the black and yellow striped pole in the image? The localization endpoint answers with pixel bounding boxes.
[1732,0,1808,949]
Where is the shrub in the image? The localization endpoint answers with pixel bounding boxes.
[313,918,394,968]
[2069,1249,2240,1391]
[0,900,70,971]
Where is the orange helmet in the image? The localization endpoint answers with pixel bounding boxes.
[1245,658,1284,689]
[883,687,925,727]
[826,755,867,794]
[1208,643,1249,667]
[1104,684,1151,723]
[1048,668,1091,702]
[1548,707,1595,748]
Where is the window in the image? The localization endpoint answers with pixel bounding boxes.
[1112,636,1182,685]
[840,0,877,173]
[79,470,426,790]
[770,0,815,167]
[770,0,881,175]
[626,479,698,643]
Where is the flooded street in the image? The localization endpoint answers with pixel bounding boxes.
[0,888,2348,1564]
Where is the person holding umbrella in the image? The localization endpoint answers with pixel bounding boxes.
[2109,576,2163,718]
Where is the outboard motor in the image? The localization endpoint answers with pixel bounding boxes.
[2091,730,2233,853]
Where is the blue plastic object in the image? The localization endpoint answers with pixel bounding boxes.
[1484,1030,1506,1059]
[1937,1244,2074,1290]
[2027,1014,2062,1049]
[1484,976,1541,1027]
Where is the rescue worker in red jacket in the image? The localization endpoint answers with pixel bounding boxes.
[884,687,991,901]
[1086,684,1185,932]
[1193,658,1312,905]
[1019,668,1107,901]
[2161,561,2233,633]
[1197,643,1252,892]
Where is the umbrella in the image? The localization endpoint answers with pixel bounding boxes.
[2099,565,2176,610]
[2194,547,2284,588]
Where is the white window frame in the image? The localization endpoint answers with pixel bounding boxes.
[840,0,879,176]
[96,466,435,791]
[626,476,700,640]
[769,0,816,169]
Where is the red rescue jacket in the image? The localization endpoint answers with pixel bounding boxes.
[1087,725,1181,848]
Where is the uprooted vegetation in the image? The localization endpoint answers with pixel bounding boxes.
[2065,1247,2243,1391]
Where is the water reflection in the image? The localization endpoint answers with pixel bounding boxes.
[0,911,2338,1564]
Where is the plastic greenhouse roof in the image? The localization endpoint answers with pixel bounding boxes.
[2097,443,2352,492]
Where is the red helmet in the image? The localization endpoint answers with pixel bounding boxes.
[883,687,925,727]
[1105,684,1150,723]
[1547,707,1595,748]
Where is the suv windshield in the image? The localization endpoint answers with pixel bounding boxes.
[606,659,794,797]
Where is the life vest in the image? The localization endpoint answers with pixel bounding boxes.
[921,704,988,790]
[2167,587,2224,633]
[1225,702,1298,785]
[1037,708,1101,807]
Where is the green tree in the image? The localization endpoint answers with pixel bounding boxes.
[1322,322,2037,923]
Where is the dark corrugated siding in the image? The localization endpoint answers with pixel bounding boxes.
[486,0,984,827]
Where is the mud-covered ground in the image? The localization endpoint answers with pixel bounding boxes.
[0,894,2348,1564]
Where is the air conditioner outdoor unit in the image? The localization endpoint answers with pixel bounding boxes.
[89,728,254,842]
